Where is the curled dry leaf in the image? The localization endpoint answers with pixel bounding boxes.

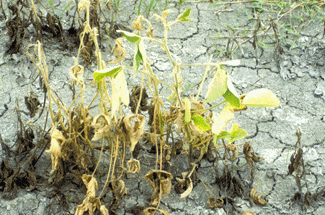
[91,113,111,141]
[226,143,238,161]
[144,207,170,215]
[108,179,128,210]
[123,115,145,152]
[109,179,128,198]
[243,142,264,166]
[207,197,224,209]
[127,158,140,173]
[176,110,185,134]
[132,15,145,31]
[76,174,109,215]
[82,174,98,198]
[188,121,204,135]
[175,172,193,199]
[110,37,126,64]
[145,27,154,38]
[70,57,84,86]
[250,187,267,205]
[144,170,172,206]
[46,123,65,174]
[144,170,173,196]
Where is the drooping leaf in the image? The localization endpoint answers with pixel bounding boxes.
[117,30,141,43]
[93,66,123,82]
[242,88,280,107]
[212,102,234,135]
[184,97,191,124]
[134,44,143,71]
[191,115,211,131]
[138,40,148,67]
[205,67,228,103]
[116,70,129,106]
[223,76,240,107]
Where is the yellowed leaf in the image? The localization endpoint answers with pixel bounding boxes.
[212,102,234,136]
[116,70,129,106]
[241,88,280,107]
[184,97,191,124]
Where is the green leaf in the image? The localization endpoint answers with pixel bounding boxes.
[216,131,231,140]
[229,128,247,143]
[222,76,240,107]
[205,67,228,103]
[117,30,141,43]
[93,66,123,82]
[184,97,191,124]
[177,8,192,22]
[178,18,192,22]
[191,115,211,131]
[134,44,143,71]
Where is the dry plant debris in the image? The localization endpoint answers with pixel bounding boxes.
[250,187,267,206]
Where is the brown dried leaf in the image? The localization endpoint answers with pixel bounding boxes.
[207,197,224,209]
[70,57,84,86]
[75,175,106,215]
[226,143,238,161]
[127,158,140,173]
[144,170,173,196]
[243,142,263,165]
[82,174,98,198]
[110,38,126,64]
[91,114,111,141]
[46,124,65,174]
[123,115,145,152]
[175,172,193,199]
[132,16,145,31]
[144,207,170,215]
